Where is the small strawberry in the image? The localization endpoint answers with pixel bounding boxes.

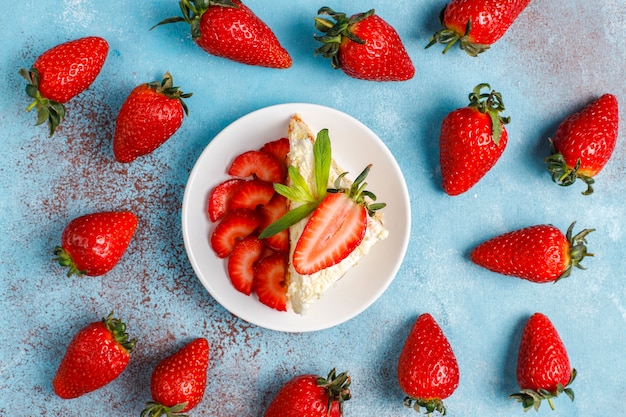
[228,149,284,183]
[545,94,619,195]
[397,313,459,416]
[439,83,510,196]
[228,179,276,211]
[113,72,191,163]
[314,7,414,81]
[19,36,109,136]
[510,313,575,411]
[264,368,351,417]
[471,222,594,283]
[207,178,245,222]
[227,236,264,295]
[142,338,210,417]
[53,312,136,399]
[254,253,288,311]
[53,211,138,277]
[210,209,261,258]
[292,164,385,275]
[426,0,531,56]
[153,0,291,69]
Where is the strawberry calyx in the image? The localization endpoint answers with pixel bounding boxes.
[19,67,66,137]
[140,401,189,417]
[467,83,510,146]
[559,222,594,281]
[53,246,84,277]
[313,7,375,69]
[151,0,238,39]
[403,396,446,416]
[316,368,352,414]
[103,311,137,354]
[149,72,192,116]
[328,164,386,217]
[425,6,490,56]
[509,368,576,412]
[545,139,595,195]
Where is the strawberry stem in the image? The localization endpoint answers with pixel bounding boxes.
[467,83,510,146]
[20,67,67,137]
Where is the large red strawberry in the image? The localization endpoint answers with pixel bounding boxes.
[439,83,510,196]
[471,222,594,283]
[142,338,210,416]
[510,313,575,411]
[53,211,138,277]
[426,0,531,56]
[264,368,351,417]
[397,313,459,415]
[291,165,385,275]
[545,94,619,195]
[314,7,415,81]
[113,72,191,163]
[19,36,109,136]
[153,0,291,68]
[53,312,136,399]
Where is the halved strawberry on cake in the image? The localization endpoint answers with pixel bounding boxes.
[259,114,389,315]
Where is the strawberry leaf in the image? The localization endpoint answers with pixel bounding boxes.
[258,202,317,238]
[313,128,331,199]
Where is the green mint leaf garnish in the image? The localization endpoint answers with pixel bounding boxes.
[258,202,318,239]
[314,128,331,200]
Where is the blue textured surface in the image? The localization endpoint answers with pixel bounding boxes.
[1,1,624,416]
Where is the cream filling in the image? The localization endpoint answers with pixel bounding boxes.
[285,115,389,315]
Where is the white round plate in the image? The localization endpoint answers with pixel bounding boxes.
[182,103,410,332]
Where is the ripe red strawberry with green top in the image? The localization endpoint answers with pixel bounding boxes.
[397,313,459,416]
[471,222,594,283]
[53,211,138,277]
[314,7,415,81]
[264,368,351,417]
[545,94,619,195]
[53,312,136,399]
[439,83,510,196]
[113,72,191,163]
[142,338,210,416]
[510,313,576,411]
[291,165,385,275]
[19,36,108,136]
[153,0,291,68]
[426,0,531,56]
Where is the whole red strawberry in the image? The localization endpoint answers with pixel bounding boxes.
[53,211,138,276]
[397,313,459,416]
[19,36,109,136]
[113,72,191,163]
[314,7,415,81]
[53,312,136,399]
[545,94,619,195]
[264,368,351,417]
[426,0,531,56]
[510,313,576,411]
[471,222,594,283]
[439,83,510,195]
[153,0,291,68]
[142,338,210,416]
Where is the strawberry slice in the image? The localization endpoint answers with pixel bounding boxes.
[258,194,289,253]
[260,137,290,179]
[227,236,264,295]
[210,209,261,258]
[227,150,283,183]
[207,178,244,222]
[228,179,276,211]
[254,253,288,311]
[293,192,367,275]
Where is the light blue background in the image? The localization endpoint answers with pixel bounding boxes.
[1,1,624,416]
